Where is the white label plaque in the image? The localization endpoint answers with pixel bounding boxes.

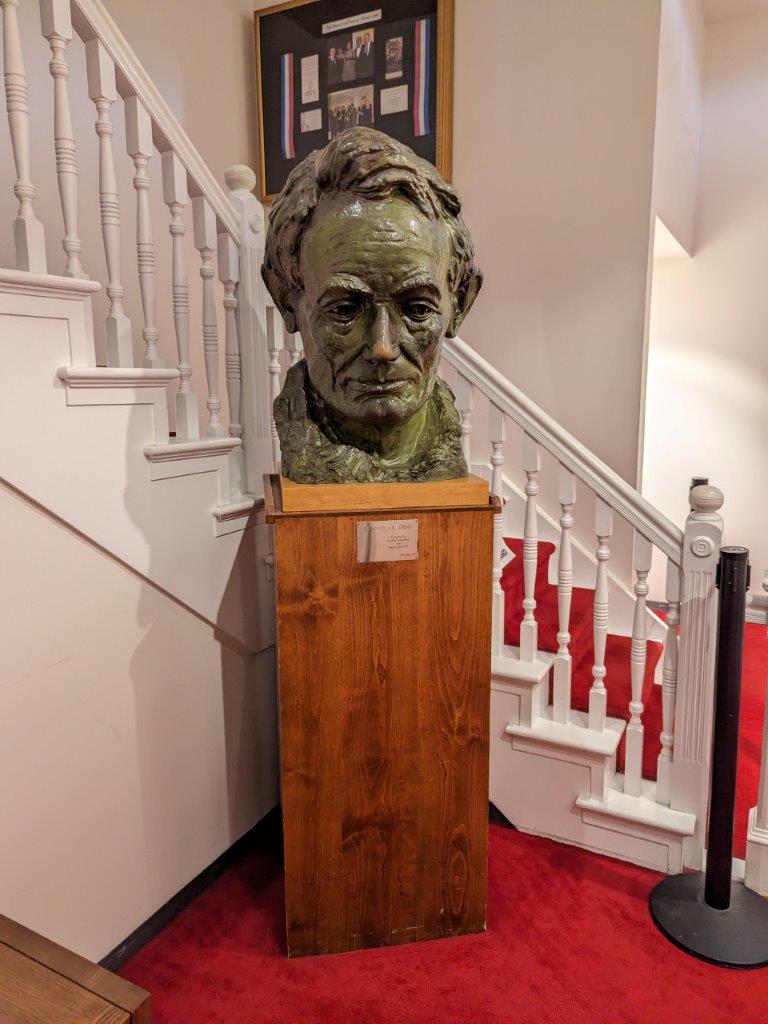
[357,519,418,563]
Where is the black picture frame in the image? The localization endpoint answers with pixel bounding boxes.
[254,0,454,202]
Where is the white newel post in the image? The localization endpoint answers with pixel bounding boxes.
[670,482,724,869]
[489,403,506,658]
[86,39,132,367]
[624,531,652,796]
[745,573,768,895]
[193,197,226,438]
[225,165,271,497]
[161,150,198,439]
[124,96,161,368]
[552,465,576,723]
[520,433,540,663]
[218,232,245,499]
[588,498,613,732]
[40,0,84,278]
[1,0,46,273]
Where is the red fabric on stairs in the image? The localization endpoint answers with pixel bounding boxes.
[502,536,768,858]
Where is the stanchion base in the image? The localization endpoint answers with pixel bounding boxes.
[650,872,768,968]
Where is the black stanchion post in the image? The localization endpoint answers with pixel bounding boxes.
[705,548,750,910]
[649,546,768,969]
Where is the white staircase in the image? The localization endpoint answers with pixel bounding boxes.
[1,0,761,895]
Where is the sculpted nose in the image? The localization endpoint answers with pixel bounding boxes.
[368,303,399,362]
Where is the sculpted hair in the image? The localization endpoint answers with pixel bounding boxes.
[262,128,481,332]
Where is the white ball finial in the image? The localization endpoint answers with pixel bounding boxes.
[225,164,256,193]
[689,483,724,515]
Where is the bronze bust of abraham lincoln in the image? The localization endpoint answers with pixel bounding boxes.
[261,127,482,484]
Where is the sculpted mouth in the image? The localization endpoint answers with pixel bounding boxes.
[351,379,412,394]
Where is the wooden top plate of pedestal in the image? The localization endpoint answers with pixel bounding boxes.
[265,473,491,519]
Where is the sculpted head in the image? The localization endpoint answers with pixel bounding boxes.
[263,128,481,482]
[263,129,481,429]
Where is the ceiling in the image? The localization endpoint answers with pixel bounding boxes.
[703,0,768,23]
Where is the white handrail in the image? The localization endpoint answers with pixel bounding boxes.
[444,335,683,565]
[69,0,240,243]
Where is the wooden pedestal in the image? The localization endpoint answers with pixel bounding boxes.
[265,475,496,958]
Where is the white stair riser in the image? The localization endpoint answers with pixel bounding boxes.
[490,682,688,874]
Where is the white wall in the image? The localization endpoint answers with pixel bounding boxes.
[651,0,704,256]
[453,0,661,490]
[452,0,663,580]
[643,10,768,593]
[0,481,278,961]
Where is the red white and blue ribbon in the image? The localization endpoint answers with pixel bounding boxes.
[413,18,430,137]
[280,53,295,160]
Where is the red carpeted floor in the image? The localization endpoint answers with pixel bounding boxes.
[120,626,768,1024]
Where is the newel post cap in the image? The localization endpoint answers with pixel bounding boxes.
[225,164,257,194]
[689,483,724,515]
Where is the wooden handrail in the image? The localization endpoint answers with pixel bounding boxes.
[444,335,684,565]
[70,0,241,243]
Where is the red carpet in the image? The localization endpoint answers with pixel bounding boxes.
[120,625,768,1021]
[121,820,768,1024]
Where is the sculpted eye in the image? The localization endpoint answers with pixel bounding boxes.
[326,299,363,322]
[401,300,436,322]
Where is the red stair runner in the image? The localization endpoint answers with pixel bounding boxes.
[502,535,664,781]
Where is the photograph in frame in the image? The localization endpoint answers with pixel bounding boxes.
[253,0,454,202]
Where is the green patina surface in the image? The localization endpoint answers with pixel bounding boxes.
[262,127,482,483]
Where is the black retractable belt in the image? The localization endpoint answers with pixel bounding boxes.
[649,547,768,968]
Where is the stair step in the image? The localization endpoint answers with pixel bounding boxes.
[506,706,625,759]
[576,775,695,837]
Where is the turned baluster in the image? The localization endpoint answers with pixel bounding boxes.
[40,0,84,277]
[2,0,46,272]
[86,39,132,366]
[124,96,161,368]
[625,532,652,796]
[285,332,303,366]
[161,150,197,438]
[655,562,682,804]
[267,307,284,473]
[552,467,576,723]
[193,197,225,438]
[489,404,506,657]
[455,375,474,468]
[218,232,245,498]
[520,434,541,662]
[588,498,613,731]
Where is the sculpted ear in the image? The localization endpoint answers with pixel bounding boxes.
[446,267,483,338]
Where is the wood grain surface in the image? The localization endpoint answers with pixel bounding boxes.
[273,502,493,957]
[0,945,128,1024]
[0,915,150,1023]
[279,474,489,514]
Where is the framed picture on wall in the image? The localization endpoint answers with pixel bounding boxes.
[253,0,454,203]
